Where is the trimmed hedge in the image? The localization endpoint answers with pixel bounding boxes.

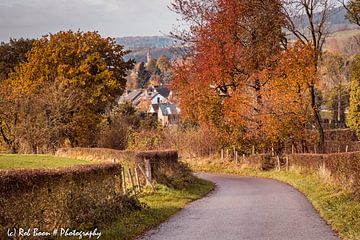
[324,129,358,141]
[324,141,360,153]
[56,148,188,188]
[56,148,178,165]
[0,163,141,238]
[288,152,360,197]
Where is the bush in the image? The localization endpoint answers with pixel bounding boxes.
[0,163,141,237]
[289,152,360,198]
[56,148,189,188]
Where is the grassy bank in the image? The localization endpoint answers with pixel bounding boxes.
[186,157,360,240]
[102,178,214,240]
[0,154,92,170]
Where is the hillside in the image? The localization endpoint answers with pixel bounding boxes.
[116,36,177,50]
[116,36,183,62]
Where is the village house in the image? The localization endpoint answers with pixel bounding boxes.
[118,85,180,126]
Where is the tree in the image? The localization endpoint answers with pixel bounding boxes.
[146,58,160,75]
[282,0,337,151]
[0,38,34,81]
[157,55,171,73]
[0,31,133,153]
[344,0,360,26]
[171,0,286,150]
[261,43,318,150]
[347,54,360,138]
[136,62,151,88]
[320,53,350,127]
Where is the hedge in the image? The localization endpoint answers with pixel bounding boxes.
[324,141,360,153]
[56,148,189,188]
[288,152,360,197]
[324,129,358,141]
[0,163,141,238]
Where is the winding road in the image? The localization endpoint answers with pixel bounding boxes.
[138,173,339,240]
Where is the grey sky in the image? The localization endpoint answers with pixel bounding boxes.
[0,0,178,41]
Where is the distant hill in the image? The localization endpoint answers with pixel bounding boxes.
[116,36,177,50]
[116,36,184,62]
[295,6,359,33]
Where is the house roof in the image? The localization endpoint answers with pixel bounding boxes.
[118,89,144,106]
[159,103,179,116]
[155,86,171,98]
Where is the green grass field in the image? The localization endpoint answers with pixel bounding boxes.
[0,154,92,170]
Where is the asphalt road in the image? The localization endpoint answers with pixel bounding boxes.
[137,173,339,240]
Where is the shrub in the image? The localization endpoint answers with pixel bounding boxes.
[0,163,141,237]
[56,148,189,188]
[289,152,360,198]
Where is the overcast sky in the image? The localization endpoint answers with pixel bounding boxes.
[0,0,178,41]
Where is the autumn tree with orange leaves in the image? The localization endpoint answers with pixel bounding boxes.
[171,0,321,153]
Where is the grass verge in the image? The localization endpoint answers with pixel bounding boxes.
[185,157,360,240]
[0,154,92,170]
[101,177,214,240]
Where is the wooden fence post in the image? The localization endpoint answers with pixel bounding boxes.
[138,164,154,190]
[286,156,289,171]
[252,145,255,155]
[276,156,281,171]
[221,149,224,161]
[291,144,294,154]
[235,151,238,165]
[144,159,152,184]
[134,167,142,192]
[121,166,127,194]
[346,145,349,153]
[128,169,136,195]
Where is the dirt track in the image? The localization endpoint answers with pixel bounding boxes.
[137,173,339,240]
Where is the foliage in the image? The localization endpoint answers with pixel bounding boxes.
[171,0,324,153]
[157,55,171,73]
[0,38,34,81]
[345,0,360,26]
[260,43,318,148]
[320,53,351,126]
[0,30,133,153]
[347,54,360,138]
[136,62,151,88]
[146,58,160,75]
[98,102,158,150]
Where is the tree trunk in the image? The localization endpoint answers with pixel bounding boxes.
[310,86,324,153]
[0,126,18,153]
